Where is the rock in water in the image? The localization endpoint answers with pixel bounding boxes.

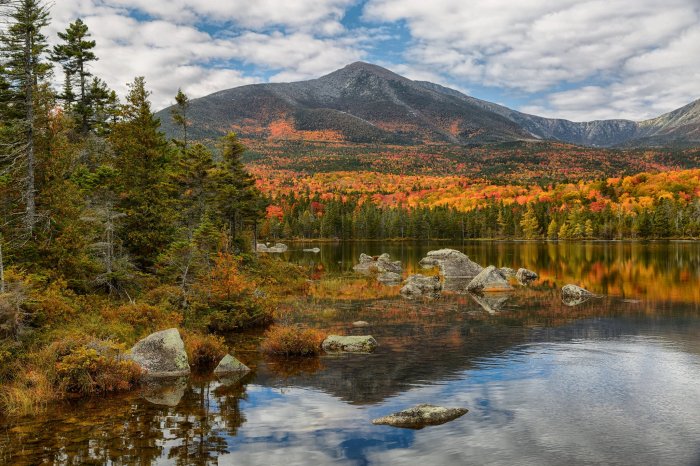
[400,274,442,299]
[419,249,483,278]
[353,253,402,276]
[498,267,516,279]
[470,292,510,314]
[129,328,190,377]
[372,404,468,429]
[516,268,538,285]
[378,271,402,285]
[257,242,288,253]
[352,321,370,327]
[214,354,250,375]
[322,335,378,353]
[561,284,597,306]
[467,266,513,293]
[303,247,321,253]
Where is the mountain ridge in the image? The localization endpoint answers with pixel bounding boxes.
[157,61,700,148]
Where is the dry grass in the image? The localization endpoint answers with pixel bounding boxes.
[182,331,228,369]
[309,276,400,300]
[260,325,326,356]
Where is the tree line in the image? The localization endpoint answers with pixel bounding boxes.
[261,194,700,241]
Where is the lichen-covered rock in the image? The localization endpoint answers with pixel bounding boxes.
[498,267,516,279]
[129,328,190,377]
[378,271,402,285]
[353,253,402,276]
[516,268,538,285]
[372,404,468,429]
[467,266,513,293]
[214,354,250,375]
[561,284,597,306]
[419,249,483,278]
[400,274,442,299]
[257,242,288,253]
[322,335,378,353]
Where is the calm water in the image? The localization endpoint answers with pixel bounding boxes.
[2,241,700,465]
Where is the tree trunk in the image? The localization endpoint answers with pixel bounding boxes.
[24,29,36,235]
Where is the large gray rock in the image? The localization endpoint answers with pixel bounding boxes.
[516,268,538,285]
[467,266,513,293]
[562,284,597,306]
[400,274,442,299]
[419,249,483,278]
[353,253,402,275]
[378,271,402,285]
[498,267,516,279]
[257,242,288,253]
[129,328,190,377]
[322,335,378,353]
[214,354,250,375]
[372,404,468,429]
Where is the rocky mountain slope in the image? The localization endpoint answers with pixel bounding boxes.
[157,62,700,148]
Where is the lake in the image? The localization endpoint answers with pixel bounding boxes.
[2,241,699,465]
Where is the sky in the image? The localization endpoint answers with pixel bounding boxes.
[48,0,700,121]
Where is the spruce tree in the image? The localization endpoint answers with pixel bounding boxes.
[520,203,540,239]
[0,0,52,235]
[171,88,190,150]
[52,18,97,132]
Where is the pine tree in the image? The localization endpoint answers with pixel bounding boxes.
[0,0,52,235]
[584,219,594,238]
[52,18,97,132]
[558,222,570,239]
[171,88,190,150]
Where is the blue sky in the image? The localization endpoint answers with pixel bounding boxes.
[49,0,700,121]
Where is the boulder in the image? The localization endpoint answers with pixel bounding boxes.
[322,335,378,353]
[467,266,513,293]
[372,404,468,429]
[400,274,442,299]
[561,284,597,306]
[419,249,483,278]
[353,253,402,276]
[377,271,402,285]
[129,328,190,378]
[516,268,538,285]
[257,242,288,253]
[214,354,250,375]
[498,267,516,279]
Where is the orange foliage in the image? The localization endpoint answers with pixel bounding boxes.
[260,325,327,356]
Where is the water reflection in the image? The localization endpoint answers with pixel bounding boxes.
[2,242,700,465]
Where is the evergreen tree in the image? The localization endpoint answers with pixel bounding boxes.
[52,18,97,132]
[547,218,558,239]
[171,88,190,150]
[520,203,540,239]
[0,0,52,235]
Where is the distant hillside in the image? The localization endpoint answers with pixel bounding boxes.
[157,62,700,148]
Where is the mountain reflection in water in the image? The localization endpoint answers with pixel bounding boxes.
[2,241,699,466]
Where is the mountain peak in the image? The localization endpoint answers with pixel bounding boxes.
[325,61,409,82]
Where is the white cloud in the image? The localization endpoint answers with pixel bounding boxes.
[364,0,700,120]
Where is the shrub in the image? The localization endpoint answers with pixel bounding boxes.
[101,303,182,337]
[54,340,141,395]
[260,325,326,357]
[182,331,227,369]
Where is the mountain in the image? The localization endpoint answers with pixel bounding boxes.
[157,62,700,148]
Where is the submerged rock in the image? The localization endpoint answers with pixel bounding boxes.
[516,268,538,285]
[322,335,378,353]
[419,249,483,278]
[257,242,288,253]
[142,376,187,407]
[372,404,468,429]
[561,284,597,306]
[129,328,190,378]
[467,266,513,293]
[400,274,442,299]
[214,354,250,375]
